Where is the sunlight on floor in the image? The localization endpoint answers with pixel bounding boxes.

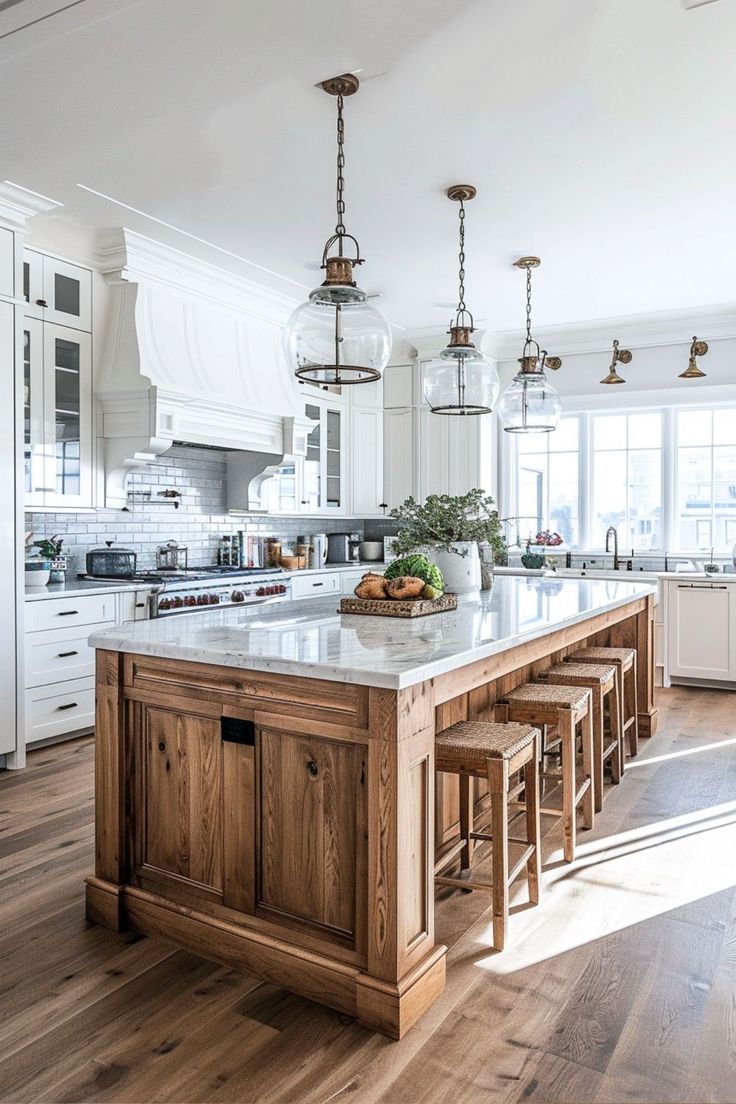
[624,734,736,767]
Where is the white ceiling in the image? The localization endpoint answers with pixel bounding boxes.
[1,0,735,333]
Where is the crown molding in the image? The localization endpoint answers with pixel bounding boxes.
[96,227,300,326]
[0,182,62,232]
[491,302,736,361]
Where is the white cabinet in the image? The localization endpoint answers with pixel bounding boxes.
[350,405,385,516]
[23,250,92,331]
[382,359,495,509]
[291,571,342,599]
[24,588,150,746]
[261,393,347,516]
[383,407,414,511]
[0,227,14,299]
[22,318,92,508]
[666,580,736,682]
[340,567,384,595]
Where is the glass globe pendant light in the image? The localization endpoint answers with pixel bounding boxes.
[285,74,391,386]
[423,185,499,415]
[498,257,563,434]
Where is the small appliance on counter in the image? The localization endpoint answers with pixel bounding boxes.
[358,540,384,562]
[85,543,137,578]
[310,533,328,568]
[327,532,360,564]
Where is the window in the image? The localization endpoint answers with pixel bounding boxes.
[591,412,662,551]
[505,402,736,553]
[676,409,736,551]
[516,416,580,546]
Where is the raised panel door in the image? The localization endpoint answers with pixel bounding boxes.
[383,407,414,509]
[667,582,736,681]
[350,405,384,516]
[134,704,224,892]
[258,727,367,945]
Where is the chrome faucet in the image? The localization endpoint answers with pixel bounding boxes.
[605,525,620,570]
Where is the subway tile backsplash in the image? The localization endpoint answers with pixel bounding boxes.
[26,446,364,572]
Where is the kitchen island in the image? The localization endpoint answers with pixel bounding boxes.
[86,576,656,1038]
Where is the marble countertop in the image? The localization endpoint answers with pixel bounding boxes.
[89,575,656,691]
[25,562,388,601]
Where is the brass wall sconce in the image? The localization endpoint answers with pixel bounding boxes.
[600,338,633,385]
[679,336,708,379]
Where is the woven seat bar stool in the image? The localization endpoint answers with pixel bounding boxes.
[544,662,622,811]
[567,646,638,759]
[434,721,542,951]
[497,683,594,863]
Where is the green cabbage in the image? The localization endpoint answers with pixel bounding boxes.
[384,554,444,595]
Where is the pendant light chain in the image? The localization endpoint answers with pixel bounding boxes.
[456,198,467,319]
[525,265,533,346]
[335,93,346,245]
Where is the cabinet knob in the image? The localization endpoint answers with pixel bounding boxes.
[379,502,388,509]
[306,760,320,777]
[35,299,48,307]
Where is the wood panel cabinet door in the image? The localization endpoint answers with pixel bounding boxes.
[127,702,226,900]
[257,727,368,949]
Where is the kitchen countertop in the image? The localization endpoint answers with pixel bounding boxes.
[498,566,735,583]
[24,561,388,601]
[89,575,656,691]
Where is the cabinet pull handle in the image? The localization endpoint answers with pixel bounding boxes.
[312,582,324,587]
[35,298,48,307]
[34,487,55,492]
[379,502,388,509]
[57,610,79,616]
[57,702,78,711]
[57,650,78,658]
[307,760,320,777]
[135,602,145,608]
[301,500,308,505]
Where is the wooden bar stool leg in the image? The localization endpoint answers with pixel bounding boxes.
[592,687,604,813]
[610,679,623,784]
[581,707,595,831]
[525,732,541,905]
[488,757,509,950]
[629,654,639,757]
[559,710,576,864]
[459,773,473,871]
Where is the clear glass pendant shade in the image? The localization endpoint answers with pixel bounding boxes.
[498,371,562,433]
[423,346,500,415]
[285,287,392,386]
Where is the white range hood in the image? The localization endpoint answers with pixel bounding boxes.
[96,229,312,507]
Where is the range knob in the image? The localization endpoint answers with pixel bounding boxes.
[210,593,220,604]
[256,587,265,596]
[232,590,244,603]
[278,584,287,594]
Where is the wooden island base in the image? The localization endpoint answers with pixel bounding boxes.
[86,592,656,1038]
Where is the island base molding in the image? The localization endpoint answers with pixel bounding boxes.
[84,876,446,1039]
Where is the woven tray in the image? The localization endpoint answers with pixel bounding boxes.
[340,593,458,618]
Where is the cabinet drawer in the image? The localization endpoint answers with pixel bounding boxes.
[24,624,107,688]
[291,572,341,599]
[119,589,153,622]
[25,677,95,743]
[27,593,115,632]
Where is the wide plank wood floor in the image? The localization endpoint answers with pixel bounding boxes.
[2,686,736,1103]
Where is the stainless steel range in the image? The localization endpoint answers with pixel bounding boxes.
[151,567,290,618]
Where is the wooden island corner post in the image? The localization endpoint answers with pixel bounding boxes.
[85,650,446,1040]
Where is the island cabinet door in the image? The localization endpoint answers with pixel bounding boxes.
[255,726,368,952]
[126,701,227,902]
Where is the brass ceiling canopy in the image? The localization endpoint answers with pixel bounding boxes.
[318,73,360,97]
[600,338,633,385]
[679,336,709,379]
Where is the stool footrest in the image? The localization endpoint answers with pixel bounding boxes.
[435,874,492,894]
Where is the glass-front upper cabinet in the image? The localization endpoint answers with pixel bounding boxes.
[301,403,322,511]
[23,322,92,509]
[23,250,92,332]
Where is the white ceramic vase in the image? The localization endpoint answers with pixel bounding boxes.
[433,542,481,595]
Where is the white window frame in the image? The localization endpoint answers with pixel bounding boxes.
[500,386,736,554]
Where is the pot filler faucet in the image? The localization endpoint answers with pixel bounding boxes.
[605,525,620,570]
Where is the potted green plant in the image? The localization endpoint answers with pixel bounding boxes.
[390,490,506,594]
